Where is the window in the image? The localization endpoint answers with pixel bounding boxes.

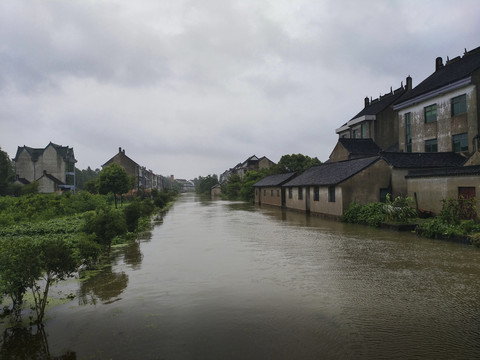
[425,138,438,152]
[314,186,319,201]
[405,112,412,152]
[328,186,335,202]
[452,133,468,153]
[298,187,303,200]
[361,123,368,138]
[452,94,467,116]
[352,129,359,138]
[263,189,266,196]
[424,104,437,123]
[271,189,273,196]
[288,187,292,199]
[277,190,280,197]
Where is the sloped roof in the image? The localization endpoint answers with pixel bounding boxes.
[350,87,406,120]
[338,138,381,157]
[14,142,76,163]
[283,156,380,187]
[406,165,480,178]
[253,172,297,187]
[395,46,480,106]
[381,152,466,168]
[38,172,65,185]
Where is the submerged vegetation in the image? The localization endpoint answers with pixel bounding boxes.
[343,195,480,246]
[0,189,177,325]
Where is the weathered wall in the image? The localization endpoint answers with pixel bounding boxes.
[256,186,283,206]
[15,150,35,182]
[391,168,409,196]
[329,143,349,162]
[341,159,391,209]
[37,176,57,193]
[398,84,477,153]
[308,186,343,217]
[407,175,480,215]
[284,186,307,211]
[38,144,66,182]
[375,107,398,150]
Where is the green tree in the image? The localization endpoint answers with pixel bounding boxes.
[238,169,272,203]
[274,153,321,174]
[75,166,100,191]
[223,174,242,200]
[195,174,219,196]
[0,148,15,196]
[83,208,128,248]
[31,236,77,323]
[97,163,130,208]
[0,237,40,320]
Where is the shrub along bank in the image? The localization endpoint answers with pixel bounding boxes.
[342,195,480,246]
[0,189,177,325]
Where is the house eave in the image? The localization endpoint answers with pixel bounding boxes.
[394,77,472,110]
[335,115,376,134]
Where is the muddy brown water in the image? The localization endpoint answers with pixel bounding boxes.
[2,193,480,359]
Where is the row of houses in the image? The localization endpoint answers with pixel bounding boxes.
[13,144,174,193]
[219,155,276,183]
[102,147,174,192]
[254,46,480,218]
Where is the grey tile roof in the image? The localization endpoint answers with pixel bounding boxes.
[381,152,466,168]
[350,87,406,120]
[14,142,76,163]
[396,46,480,105]
[406,165,480,178]
[338,138,381,157]
[253,172,297,187]
[283,156,380,187]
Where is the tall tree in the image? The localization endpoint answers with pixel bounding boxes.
[0,148,15,196]
[97,163,130,207]
[274,154,321,174]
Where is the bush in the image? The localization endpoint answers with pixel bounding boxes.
[83,208,127,247]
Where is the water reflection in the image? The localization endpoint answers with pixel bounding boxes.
[78,265,128,306]
[0,326,76,359]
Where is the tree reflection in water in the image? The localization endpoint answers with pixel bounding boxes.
[0,325,76,359]
[78,265,128,306]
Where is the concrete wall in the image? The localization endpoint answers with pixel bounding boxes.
[255,186,283,206]
[37,176,58,193]
[340,159,391,209]
[398,84,478,153]
[15,150,35,182]
[329,143,350,162]
[308,186,343,217]
[284,160,391,217]
[284,186,307,212]
[391,168,409,196]
[38,144,66,183]
[407,175,480,215]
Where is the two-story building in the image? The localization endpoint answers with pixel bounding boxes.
[394,47,480,155]
[336,78,412,151]
[13,142,77,193]
[102,147,171,191]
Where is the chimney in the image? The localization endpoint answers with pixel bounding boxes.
[364,96,370,108]
[123,149,125,154]
[435,57,443,71]
[119,147,122,153]
[406,76,412,91]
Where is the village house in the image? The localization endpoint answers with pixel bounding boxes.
[394,47,480,155]
[281,157,391,219]
[13,142,77,193]
[220,155,276,183]
[102,147,172,191]
[253,172,296,207]
[336,78,412,151]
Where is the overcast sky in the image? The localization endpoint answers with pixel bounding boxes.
[1,0,480,180]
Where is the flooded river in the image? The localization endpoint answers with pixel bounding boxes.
[2,193,480,359]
